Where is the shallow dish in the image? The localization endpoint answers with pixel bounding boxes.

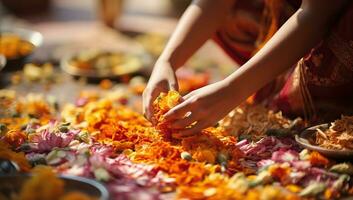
[61,50,150,79]
[0,27,43,71]
[295,124,353,159]
[0,174,109,200]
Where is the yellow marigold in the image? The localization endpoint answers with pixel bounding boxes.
[286,184,302,193]
[0,117,29,131]
[256,186,300,200]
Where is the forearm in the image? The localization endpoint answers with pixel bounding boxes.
[225,0,347,103]
[158,0,235,70]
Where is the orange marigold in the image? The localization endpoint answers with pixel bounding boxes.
[0,141,30,172]
[2,129,26,147]
[324,188,340,200]
[192,149,217,163]
[153,90,181,139]
[99,79,113,90]
[309,151,329,167]
[268,164,291,184]
[19,165,64,200]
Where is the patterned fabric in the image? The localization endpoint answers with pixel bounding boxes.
[214,0,353,124]
[213,0,298,64]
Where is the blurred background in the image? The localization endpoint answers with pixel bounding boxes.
[0,0,235,110]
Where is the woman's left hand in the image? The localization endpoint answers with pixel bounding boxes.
[164,79,237,138]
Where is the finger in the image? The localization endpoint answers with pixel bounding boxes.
[147,101,157,125]
[142,94,152,121]
[177,120,209,137]
[144,88,163,124]
[164,100,195,122]
[169,80,179,91]
[149,89,163,125]
[142,94,154,121]
[169,112,198,129]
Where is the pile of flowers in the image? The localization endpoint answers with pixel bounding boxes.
[314,115,353,150]
[219,103,304,141]
[0,89,353,200]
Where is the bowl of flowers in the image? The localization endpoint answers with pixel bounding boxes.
[296,116,353,159]
[0,27,43,71]
[0,165,109,200]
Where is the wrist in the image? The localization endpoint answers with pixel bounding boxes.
[220,75,244,105]
[157,49,186,71]
[223,68,256,105]
[155,58,178,72]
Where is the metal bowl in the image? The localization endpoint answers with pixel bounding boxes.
[0,27,43,71]
[0,174,109,200]
[295,124,353,159]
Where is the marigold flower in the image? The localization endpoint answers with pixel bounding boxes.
[268,164,291,184]
[286,184,302,193]
[4,89,351,200]
[309,151,329,167]
[0,141,31,171]
[19,165,65,200]
[152,90,181,139]
[99,79,113,90]
[2,129,26,147]
[192,149,217,163]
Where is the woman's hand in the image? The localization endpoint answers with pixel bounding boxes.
[164,79,237,138]
[143,61,178,124]
[142,0,234,124]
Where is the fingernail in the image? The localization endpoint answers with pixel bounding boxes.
[162,114,169,120]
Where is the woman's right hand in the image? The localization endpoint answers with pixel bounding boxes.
[142,60,179,124]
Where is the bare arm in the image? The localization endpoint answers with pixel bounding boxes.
[143,0,234,122]
[225,0,348,105]
[164,0,348,136]
[160,0,235,69]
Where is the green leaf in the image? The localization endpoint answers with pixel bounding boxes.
[330,163,353,175]
[299,182,326,197]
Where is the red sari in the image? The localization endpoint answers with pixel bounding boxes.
[213,0,353,124]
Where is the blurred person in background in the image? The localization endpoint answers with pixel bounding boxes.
[143,0,353,137]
